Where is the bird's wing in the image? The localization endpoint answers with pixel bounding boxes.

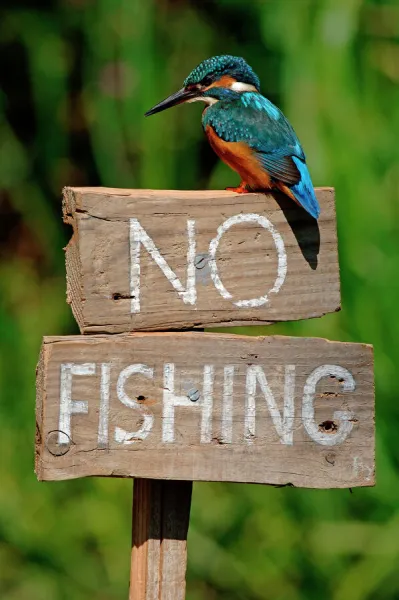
[206,92,305,186]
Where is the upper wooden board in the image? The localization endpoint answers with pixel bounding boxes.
[35,332,374,488]
[63,187,340,333]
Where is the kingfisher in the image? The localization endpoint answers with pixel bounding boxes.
[145,55,320,219]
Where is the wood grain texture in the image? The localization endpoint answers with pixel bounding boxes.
[130,479,191,600]
[63,187,340,333]
[35,332,374,488]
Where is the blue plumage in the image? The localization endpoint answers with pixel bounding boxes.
[202,88,320,218]
[290,157,320,219]
[184,55,260,91]
[145,55,320,219]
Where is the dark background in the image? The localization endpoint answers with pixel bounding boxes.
[1,0,399,598]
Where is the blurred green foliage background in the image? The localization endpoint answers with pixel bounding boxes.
[1,0,399,598]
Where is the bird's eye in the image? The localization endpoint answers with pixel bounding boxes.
[201,75,213,87]
[186,83,202,92]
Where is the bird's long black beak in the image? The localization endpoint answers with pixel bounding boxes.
[145,87,198,116]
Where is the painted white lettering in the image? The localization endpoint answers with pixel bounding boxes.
[208,213,287,308]
[221,365,235,443]
[302,365,356,446]
[201,365,214,444]
[162,363,215,443]
[114,364,154,444]
[98,363,111,448]
[59,363,95,444]
[130,218,196,313]
[245,365,295,445]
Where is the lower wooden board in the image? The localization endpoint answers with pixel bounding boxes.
[35,332,375,488]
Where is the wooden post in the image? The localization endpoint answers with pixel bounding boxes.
[130,479,192,600]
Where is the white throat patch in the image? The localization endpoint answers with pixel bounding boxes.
[187,96,219,105]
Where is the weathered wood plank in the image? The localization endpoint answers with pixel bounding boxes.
[130,479,192,600]
[63,187,340,333]
[35,332,374,488]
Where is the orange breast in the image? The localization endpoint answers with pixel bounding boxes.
[205,125,272,190]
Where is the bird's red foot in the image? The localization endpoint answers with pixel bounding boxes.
[225,182,248,194]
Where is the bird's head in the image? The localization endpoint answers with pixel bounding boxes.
[145,55,260,116]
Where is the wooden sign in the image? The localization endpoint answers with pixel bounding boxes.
[36,332,374,488]
[63,187,340,333]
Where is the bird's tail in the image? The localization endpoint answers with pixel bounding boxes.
[288,157,320,219]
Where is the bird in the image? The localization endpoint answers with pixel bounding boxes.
[145,55,320,219]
